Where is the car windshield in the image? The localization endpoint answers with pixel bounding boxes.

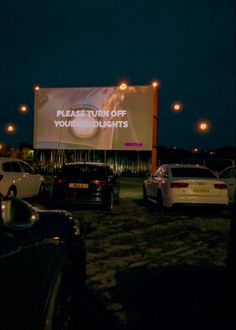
[171,167,216,178]
[61,165,112,180]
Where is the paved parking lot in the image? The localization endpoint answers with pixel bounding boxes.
[62,177,232,329]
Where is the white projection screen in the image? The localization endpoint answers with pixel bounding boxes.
[34,85,153,150]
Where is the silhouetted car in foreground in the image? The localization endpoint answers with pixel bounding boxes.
[51,162,120,210]
[0,195,85,330]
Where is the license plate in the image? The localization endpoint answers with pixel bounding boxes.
[69,183,88,189]
[193,188,209,193]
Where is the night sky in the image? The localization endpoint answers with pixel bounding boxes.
[0,0,235,151]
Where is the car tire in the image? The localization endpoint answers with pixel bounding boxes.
[105,192,114,211]
[7,186,17,198]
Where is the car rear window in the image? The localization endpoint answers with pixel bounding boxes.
[171,168,216,178]
[61,165,112,179]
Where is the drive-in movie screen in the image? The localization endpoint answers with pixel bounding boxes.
[34,85,153,150]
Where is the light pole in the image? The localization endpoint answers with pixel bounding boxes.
[152,81,159,173]
[151,97,184,172]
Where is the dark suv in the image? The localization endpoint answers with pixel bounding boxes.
[51,162,120,210]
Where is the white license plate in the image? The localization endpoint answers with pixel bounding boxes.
[69,183,88,189]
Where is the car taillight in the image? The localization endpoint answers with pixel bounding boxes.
[170,182,189,188]
[53,177,66,185]
[214,183,227,190]
[0,174,3,181]
[91,179,107,186]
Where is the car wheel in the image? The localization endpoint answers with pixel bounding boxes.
[156,190,163,212]
[7,186,17,198]
[105,192,114,211]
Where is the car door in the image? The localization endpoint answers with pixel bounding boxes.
[2,161,24,197]
[144,172,154,198]
[32,232,68,328]
[145,168,161,200]
[30,210,85,329]
[150,171,160,199]
[10,160,33,198]
[19,161,38,197]
[0,224,39,330]
[150,167,167,200]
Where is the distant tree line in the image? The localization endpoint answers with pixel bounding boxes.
[0,143,235,175]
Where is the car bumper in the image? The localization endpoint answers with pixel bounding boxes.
[164,192,228,208]
[52,190,109,206]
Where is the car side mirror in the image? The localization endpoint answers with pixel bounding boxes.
[1,198,39,230]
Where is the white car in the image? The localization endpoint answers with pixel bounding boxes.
[0,157,45,199]
[218,166,236,204]
[143,164,228,209]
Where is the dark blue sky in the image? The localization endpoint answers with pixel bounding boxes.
[0,0,235,151]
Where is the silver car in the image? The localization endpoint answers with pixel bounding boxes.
[143,164,228,209]
[0,157,45,199]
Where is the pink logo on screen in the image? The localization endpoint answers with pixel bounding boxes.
[124,142,143,148]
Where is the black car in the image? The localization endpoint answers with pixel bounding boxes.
[51,162,120,210]
[0,195,85,330]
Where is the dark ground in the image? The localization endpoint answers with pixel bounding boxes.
[43,176,235,330]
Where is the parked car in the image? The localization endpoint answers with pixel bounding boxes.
[51,162,120,210]
[218,166,236,204]
[143,164,228,209]
[0,157,45,199]
[0,194,86,330]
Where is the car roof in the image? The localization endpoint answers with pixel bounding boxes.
[219,165,236,173]
[221,165,236,169]
[0,157,23,163]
